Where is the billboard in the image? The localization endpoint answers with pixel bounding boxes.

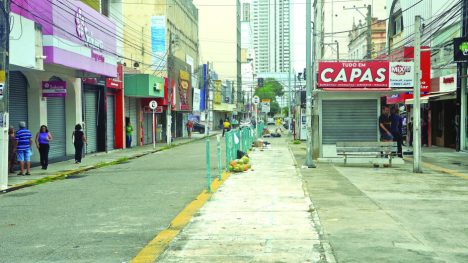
[389,62,414,88]
[454,37,468,62]
[151,16,167,70]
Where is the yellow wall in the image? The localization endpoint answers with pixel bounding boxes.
[122,0,199,76]
[81,0,100,11]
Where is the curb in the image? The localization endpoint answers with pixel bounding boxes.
[1,134,218,194]
[130,171,232,263]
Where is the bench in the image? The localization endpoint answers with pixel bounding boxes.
[336,141,398,166]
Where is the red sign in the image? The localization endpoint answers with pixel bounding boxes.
[106,64,123,89]
[403,47,430,93]
[318,61,389,88]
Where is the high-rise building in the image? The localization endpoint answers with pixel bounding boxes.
[252,0,291,73]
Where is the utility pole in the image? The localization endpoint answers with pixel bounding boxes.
[312,0,322,163]
[367,5,372,59]
[288,60,292,131]
[0,0,10,190]
[413,16,422,173]
[166,33,173,145]
[305,0,316,168]
[459,0,468,151]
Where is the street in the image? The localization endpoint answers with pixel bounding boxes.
[0,137,224,263]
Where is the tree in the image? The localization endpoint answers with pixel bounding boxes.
[254,78,284,116]
[282,106,289,116]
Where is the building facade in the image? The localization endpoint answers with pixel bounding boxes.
[348,18,387,60]
[252,0,290,73]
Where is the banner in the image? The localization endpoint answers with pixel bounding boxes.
[318,61,389,88]
[193,88,201,112]
[151,16,166,70]
[214,80,222,104]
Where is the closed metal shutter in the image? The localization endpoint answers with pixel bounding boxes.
[143,112,153,144]
[84,91,98,153]
[47,97,66,159]
[322,100,378,144]
[106,95,115,150]
[8,71,28,129]
[125,97,138,147]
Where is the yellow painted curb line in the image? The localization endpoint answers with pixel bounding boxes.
[404,157,468,179]
[130,171,232,263]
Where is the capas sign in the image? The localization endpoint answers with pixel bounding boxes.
[318,62,389,88]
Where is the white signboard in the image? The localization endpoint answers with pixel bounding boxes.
[261,102,270,113]
[253,95,260,105]
[193,88,201,112]
[149,100,158,110]
[439,74,457,92]
[389,62,414,88]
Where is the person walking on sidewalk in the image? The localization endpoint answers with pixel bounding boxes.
[35,125,53,170]
[186,120,193,139]
[15,122,33,176]
[379,106,393,142]
[72,124,87,164]
[390,107,403,157]
[8,126,17,174]
[126,120,133,148]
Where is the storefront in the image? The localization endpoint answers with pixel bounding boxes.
[124,74,165,146]
[171,58,193,138]
[317,60,417,158]
[105,64,124,150]
[11,0,118,160]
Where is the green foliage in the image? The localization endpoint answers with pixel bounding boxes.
[293,140,301,145]
[282,107,289,116]
[254,78,284,117]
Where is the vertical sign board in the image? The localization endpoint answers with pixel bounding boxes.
[151,16,166,70]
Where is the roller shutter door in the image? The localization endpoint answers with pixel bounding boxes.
[8,72,28,129]
[84,91,98,153]
[106,95,115,150]
[125,97,138,147]
[47,97,66,159]
[143,112,153,145]
[322,100,378,144]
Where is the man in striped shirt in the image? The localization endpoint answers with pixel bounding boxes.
[16,121,33,176]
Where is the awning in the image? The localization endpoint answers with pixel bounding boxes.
[405,92,456,105]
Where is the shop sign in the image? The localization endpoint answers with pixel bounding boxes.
[261,102,270,113]
[42,81,67,97]
[439,74,457,92]
[214,80,222,104]
[389,62,414,88]
[106,64,123,89]
[454,37,468,62]
[178,70,191,111]
[193,88,201,112]
[318,61,389,88]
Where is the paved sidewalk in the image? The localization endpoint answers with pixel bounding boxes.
[290,141,468,263]
[157,138,323,262]
[5,133,215,191]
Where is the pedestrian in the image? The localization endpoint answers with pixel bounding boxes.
[219,119,223,130]
[35,125,53,170]
[390,107,403,157]
[15,121,33,176]
[72,124,87,164]
[222,119,231,137]
[186,120,193,139]
[379,106,393,142]
[8,126,17,173]
[126,120,133,148]
[408,117,413,146]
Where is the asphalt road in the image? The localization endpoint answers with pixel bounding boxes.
[0,136,225,263]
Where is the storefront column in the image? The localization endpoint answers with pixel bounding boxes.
[24,73,47,163]
[65,78,82,156]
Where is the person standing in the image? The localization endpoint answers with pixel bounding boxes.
[72,124,87,164]
[8,127,17,173]
[35,125,53,170]
[15,122,33,176]
[390,107,403,157]
[379,106,393,142]
[126,120,133,148]
[186,120,193,139]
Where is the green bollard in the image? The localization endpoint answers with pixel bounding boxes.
[206,138,211,193]
[217,135,222,180]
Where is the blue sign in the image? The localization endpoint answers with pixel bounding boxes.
[151,16,167,70]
